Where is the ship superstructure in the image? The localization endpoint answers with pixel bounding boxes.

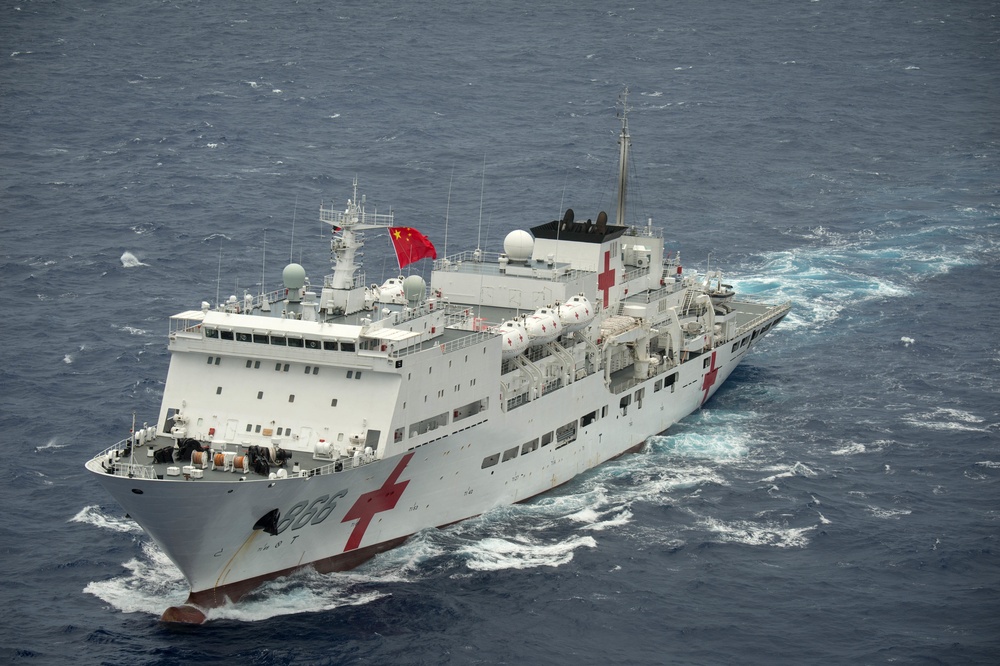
[86,100,790,623]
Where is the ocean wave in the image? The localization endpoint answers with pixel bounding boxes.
[695,516,816,548]
[120,251,147,268]
[457,534,596,571]
[70,505,143,534]
[730,221,987,333]
[83,541,188,616]
[35,437,68,452]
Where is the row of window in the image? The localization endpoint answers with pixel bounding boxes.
[730,318,780,353]
[212,386,344,410]
[394,397,490,443]
[481,414,588,469]
[204,327,358,352]
[207,355,364,380]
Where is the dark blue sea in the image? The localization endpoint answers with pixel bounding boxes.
[2,1,998,663]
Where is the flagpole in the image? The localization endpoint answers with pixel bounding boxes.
[444,165,454,259]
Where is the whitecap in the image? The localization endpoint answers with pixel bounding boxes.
[70,505,143,534]
[120,251,147,268]
[458,534,596,571]
[696,516,815,548]
[36,438,68,452]
[867,506,911,519]
[901,336,915,346]
[831,442,867,456]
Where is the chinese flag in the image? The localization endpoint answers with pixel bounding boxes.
[389,227,437,269]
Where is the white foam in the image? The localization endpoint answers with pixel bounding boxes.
[459,534,596,571]
[900,336,915,346]
[70,505,143,534]
[903,407,988,432]
[35,437,68,452]
[573,508,633,532]
[867,506,912,520]
[120,251,147,268]
[697,516,816,548]
[84,541,188,616]
[205,569,389,623]
[830,442,867,456]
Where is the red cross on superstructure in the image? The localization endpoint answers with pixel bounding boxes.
[341,452,414,551]
[597,250,616,308]
[700,351,720,405]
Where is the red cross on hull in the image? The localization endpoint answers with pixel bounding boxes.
[341,452,415,551]
[700,351,720,405]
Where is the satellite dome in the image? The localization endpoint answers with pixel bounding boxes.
[402,275,426,304]
[282,263,306,290]
[504,230,533,263]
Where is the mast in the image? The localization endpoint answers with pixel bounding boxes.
[320,177,394,290]
[615,89,631,228]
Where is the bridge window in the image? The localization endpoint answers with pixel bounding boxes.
[454,397,488,422]
[502,446,519,462]
[409,412,448,438]
[556,421,577,448]
[521,438,539,455]
[324,340,338,351]
[271,336,287,346]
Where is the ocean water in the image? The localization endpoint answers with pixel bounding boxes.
[2,0,998,663]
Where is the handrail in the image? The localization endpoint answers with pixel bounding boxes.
[736,301,792,336]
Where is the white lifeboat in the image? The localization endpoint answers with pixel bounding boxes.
[557,294,595,332]
[373,277,406,304]
[496,320,529,359]
[524,307,560,345]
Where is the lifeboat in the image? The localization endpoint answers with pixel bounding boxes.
[372,277,406,304]
[557,294,595,332]
[524,307,560,345]
[496,320,529,359]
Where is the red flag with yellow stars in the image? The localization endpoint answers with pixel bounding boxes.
[389,227,437,269]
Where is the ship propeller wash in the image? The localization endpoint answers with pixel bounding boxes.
[87,99,790,623]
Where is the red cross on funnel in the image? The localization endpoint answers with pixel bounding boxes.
[598,250,616,308]
[341,452,414,551]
